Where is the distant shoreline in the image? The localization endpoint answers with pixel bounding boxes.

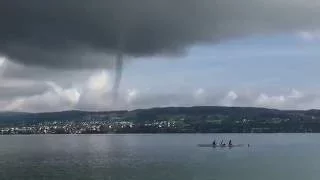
[0,132,316,136]
[0,106,319,134]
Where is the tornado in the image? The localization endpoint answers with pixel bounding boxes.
[112,32,126,105]
[112,50,124,104]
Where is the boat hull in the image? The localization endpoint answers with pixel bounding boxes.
[197,144,245,148]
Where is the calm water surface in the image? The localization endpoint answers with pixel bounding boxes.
[0,134,319,180]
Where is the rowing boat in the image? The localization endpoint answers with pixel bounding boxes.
[197,144,245,148]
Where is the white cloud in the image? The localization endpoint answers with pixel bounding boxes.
[288,89,304,99]
[0,57,5,67]
[3,82,81,112]
[297,31,320,41]
[86,70,111,92]
[194,88,205,97]
[0,56,7,77]
[127,89,139,104]
[193,88,207,104]
[74,71,114,111]
[227,91,238,100]
[46,81,81,105]
[3,98,25,112]
[1,84,319,112]
[253,89,309,109]
[256,93,286,107]
[221,91,238,106]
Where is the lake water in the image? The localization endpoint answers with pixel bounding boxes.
[0,134,319,180]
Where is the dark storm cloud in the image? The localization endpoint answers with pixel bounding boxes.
[1,0,320,68]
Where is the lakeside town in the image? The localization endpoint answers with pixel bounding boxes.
[0,106,319,134]
[0,120,175,135]
[0,118,314,135]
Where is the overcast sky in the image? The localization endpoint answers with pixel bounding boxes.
[1,32,320,112]
[1,0,320,112]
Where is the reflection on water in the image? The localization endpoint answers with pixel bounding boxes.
[0,134,319,180]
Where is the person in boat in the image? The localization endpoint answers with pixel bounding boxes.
[212,140,216,146]
[228,140,232,146]
[220,140,226,146]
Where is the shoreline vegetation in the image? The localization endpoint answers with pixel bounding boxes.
[0,106,319,134]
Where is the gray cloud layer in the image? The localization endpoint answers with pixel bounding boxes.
[0,80,49,100]
[1,0,320,68]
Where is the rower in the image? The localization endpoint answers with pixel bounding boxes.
[228,140,232,146]
[212,140,216,146]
